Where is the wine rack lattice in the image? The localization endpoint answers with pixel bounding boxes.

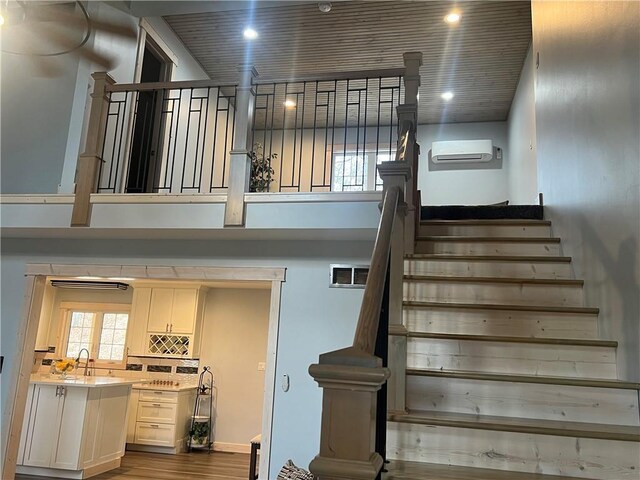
[148,334,191,356]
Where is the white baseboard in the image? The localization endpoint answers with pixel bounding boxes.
[214,442,251,454]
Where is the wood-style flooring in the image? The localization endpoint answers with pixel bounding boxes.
[16,450,251,480]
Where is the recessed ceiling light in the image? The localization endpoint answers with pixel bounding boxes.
[444,12,461,24]
[441,91,454,101]
[284,99,297,108]
[243,27,258,40]
[318,2,332,13]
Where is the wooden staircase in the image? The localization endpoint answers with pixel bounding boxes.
[385,219,640,480]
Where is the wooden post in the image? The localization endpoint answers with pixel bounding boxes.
[398,52,422,253]
[309,348,390,480]
[224,64,258,227]
[70,72,115,226]
[377,161,411,414]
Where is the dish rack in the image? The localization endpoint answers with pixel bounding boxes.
[188,366,214,453]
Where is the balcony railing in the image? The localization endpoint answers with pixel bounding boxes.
[251,69,404,192]
[71,53,420,228]
[97,81,238,194]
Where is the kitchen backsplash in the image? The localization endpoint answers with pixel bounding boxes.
[36,354,202,385]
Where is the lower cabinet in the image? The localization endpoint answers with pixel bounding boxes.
[126,388,196,454]
[17,382,131,478]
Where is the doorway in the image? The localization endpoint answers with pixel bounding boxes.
[126,42,170,193]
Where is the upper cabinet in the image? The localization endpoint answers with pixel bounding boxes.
[128,284,207,358]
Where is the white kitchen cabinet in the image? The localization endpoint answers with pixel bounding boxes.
[127,287,152,356]
[126,387,196,454]
[148,288,175,333]
[128,284,206,358]
[170,289,198,333]
[17,377,135,479]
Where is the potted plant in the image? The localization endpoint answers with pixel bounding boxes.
[250,143,276,192]
[189,421,210,446]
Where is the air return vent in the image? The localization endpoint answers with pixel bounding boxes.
[330,264,369,288]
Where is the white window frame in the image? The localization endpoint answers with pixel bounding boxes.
[331,145,397,192]
[57,302,131,369]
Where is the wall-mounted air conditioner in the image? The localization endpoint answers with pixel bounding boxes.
[431,139,494,164]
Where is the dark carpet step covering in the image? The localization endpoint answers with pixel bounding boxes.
[421,205,544,220]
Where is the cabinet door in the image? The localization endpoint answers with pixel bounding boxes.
[128,287,151,355]
[126,390,140,444]
[22,385,59,467]
[50,386,88,470]
[148,288,174,332]
[170,289,197,334]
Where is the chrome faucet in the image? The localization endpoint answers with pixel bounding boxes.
[75,348,91,376]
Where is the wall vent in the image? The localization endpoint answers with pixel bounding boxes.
[330,264,369,288]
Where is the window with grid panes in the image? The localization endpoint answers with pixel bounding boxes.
[62,305,130,367]
[332,149,396,191]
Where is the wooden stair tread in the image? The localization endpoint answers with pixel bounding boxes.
[405,254,572,263]
[388,409,640,441]
[384,460,592,480]
[403,300,599,315]
[400,331,617,347]
[404,275,584,286]
[417,236,561,243]
[420,219,552,226]
[406,368,640,390]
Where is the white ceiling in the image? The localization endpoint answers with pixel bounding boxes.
[162,1,532,124]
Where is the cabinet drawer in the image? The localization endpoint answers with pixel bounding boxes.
[134,422,175,447]
[138,390,179,404]
[137,402,178,424]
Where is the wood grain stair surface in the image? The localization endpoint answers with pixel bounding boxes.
[404,275,584,286]
[420,220,553,226]
[406,368,640,390]
[401,332,617,348]
[417,236,561,243]
[384,460,592,480]
[406,254,572,262]
[388,410,640,442]
[403,300,599,315]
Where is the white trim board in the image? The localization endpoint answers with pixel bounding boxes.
[2,264,285,480]
[213,442,251,454]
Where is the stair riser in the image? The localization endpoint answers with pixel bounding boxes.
[405,259,573,279]
[406,375,640,426]
[403,308,599,339]
[416,241,561,256]
[419,224,552,238]
[404,281,584,307]
[387,422,640,479]
[406,338,617,378]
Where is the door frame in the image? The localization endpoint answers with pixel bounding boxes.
[118,19,176,193]
[2,264,286,480]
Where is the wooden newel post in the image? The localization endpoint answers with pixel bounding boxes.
[399,51,423,253]
[225,64,258,227]
[71,72,115,227]
[309,348,390,480]
[377,162,411,414]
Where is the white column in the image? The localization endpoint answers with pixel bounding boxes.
[224,65,258,227]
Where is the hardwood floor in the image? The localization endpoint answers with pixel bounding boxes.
[16,450,251,480]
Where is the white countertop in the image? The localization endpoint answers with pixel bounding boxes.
[30,374,149,388]
[132,383,198,392]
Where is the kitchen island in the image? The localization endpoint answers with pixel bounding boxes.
[16,375,147,479]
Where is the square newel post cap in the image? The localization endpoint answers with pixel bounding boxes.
[91,71,116,85]
[403,52,424,65]
[237,64,259,85]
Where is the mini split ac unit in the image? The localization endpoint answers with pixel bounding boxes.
[431,139,494,163]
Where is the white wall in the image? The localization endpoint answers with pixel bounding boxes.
[199,288,271,449]
[0,3,209,195]
[0,238,372,477]
[417,122,510,205]
[508,45,538,204]
[532,1,640,380]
